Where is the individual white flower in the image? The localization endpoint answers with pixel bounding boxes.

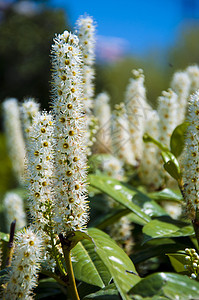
[93,92,112,153]
[125,69,149,164]
[3,227,43,300]
[76,15,96,113]
[157,88,178,147]
[51,31,89,234]
[25,111,55,233]
[3,192,26,232]
[138,109,163,189]
[112,102,136,166]
[170,71,191,124]
[2,98,26,184]
[181,91,199,220]
[21,97,40,140]
[186,65,199,94]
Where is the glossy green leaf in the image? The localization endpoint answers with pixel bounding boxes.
[84,283,119,300]
[90,175,153,223]
[161,151,182,180]
[149,188,182,203]
[72,237,111,288]
[129,272,199,299]
[167,252,187,273]
[88,228,140,300]
[170,122,189,157]
[142,218,194,243]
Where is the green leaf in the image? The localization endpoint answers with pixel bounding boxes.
[170,122,189,157]
[72,237,111,288]
[88,228,140,300]
[93,208,132,229]
[149,188,182,203]
[142,218,194,243]
[167,252,187,273]
[89,175,152,223]
[83,283,119,300]
[161,151,182,180]
[132,239,189,264]
[129,272,199,299]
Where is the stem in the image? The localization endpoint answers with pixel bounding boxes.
[59,233,80,300]
[6,220,16,267]
[193,208,199,248]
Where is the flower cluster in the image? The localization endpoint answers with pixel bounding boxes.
[26,111,55,233]
[182,91,199,220]
[76,15,96,113]
[3,227,43,299]
[112,103,136,166]
[21,98,40,140]
[125,69,149,164]
[51,31,88,233]
[3,192,26,232]
[186,65,199,94]
[170,71,191,124]
[2,98,26,184]
[94,92,112,153]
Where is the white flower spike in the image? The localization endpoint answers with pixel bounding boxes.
[51,31,89,234]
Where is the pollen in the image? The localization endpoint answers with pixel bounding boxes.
[65,59,70,65]
[67,104,73,109]
[195,110,199,115]
[29,240,34,246]
[58,90,63,95]
[66,170,72,176]
[43,141,48,147]
[61,75,67,81]
[34,151,39,156]
[68,46,73,51]
[41,128,46,133]
[73,157,78,162]
[69,130,75,136]
[63,143,69,149]
[35,192,40,198]
[71,88,75,93]
[42,181,47,186]
[196,125,199,130]
[69,197,75,203]
[75,185,80,190]
[59,117,66,123]
[36,164,42,170]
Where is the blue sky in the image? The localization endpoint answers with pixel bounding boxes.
[48,0,199,56]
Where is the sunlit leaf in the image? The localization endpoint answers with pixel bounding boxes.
[90,175,152,223]
[167,252,187,273]
[129,272,199,299]
[88,228,140,300]
[142,218,194,243]
[72,237,111,288]
[149,188,182,203]
[170,122,189,157]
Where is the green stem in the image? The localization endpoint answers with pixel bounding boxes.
[59,233,80,300]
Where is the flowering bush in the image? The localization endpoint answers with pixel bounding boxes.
[2,14,199,300]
